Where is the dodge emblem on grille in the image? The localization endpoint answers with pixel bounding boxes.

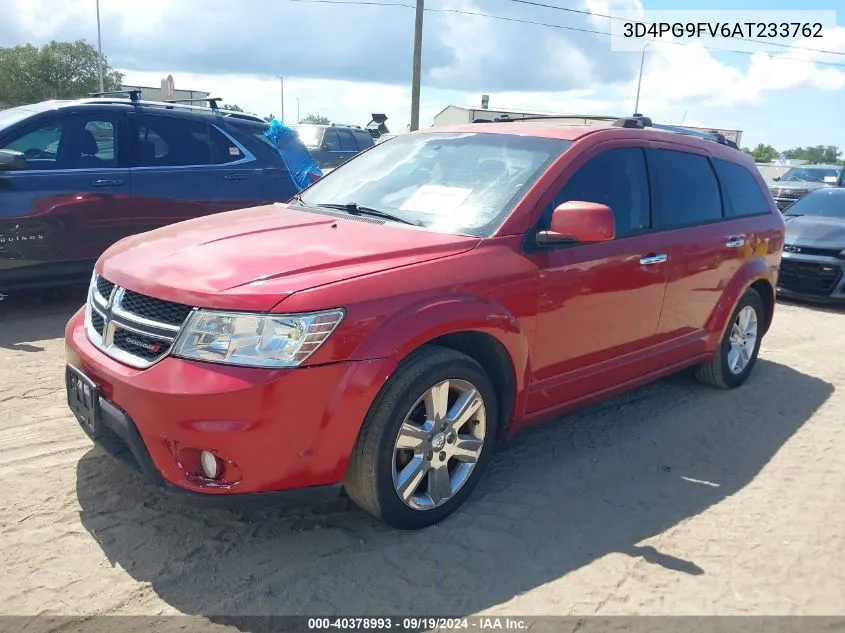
[784,246,801,253]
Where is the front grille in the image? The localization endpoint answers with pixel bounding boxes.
[771,187,808,200]
[778,260,843,296]
[784,245,844,258]
[85,273,194,368]
[120,290,193,326]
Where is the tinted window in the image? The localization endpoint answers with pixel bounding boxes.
[208,126,245,164]
[783,189,845,218]
[337,130,356,151]
[1,114,119,170]
[352,130,374,149]
[651,149,722,227]
[135,115,212,166]
[322,129,340,151]
[713,158,770,217]
[550,147,651,236]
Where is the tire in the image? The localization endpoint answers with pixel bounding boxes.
[695,287,766,389]
[344,345,498,530]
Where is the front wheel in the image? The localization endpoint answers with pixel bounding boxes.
[695,287,766,389]
[344,346,498,529]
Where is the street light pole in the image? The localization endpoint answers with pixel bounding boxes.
[410,0,424,131]
[633,43,649,115]
[296,97,300,124]
[275,75,285,124]
[96,0,105,92]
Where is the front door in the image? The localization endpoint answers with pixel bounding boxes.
[526,144,669,414]
[0,110,131,289]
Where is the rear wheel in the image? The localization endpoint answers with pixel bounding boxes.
[695,287,765,389]
[344,346,497,529]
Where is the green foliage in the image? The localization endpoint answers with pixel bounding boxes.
[300,113,330,125]
[782,145,843,165]
[221,103,244,112]
[0,40,123,107]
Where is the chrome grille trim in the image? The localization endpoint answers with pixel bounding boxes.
[84,273,195,369]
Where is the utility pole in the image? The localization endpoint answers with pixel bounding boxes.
[410,0,424,131]
[633,43,648,115]
[296,97,300,124]
[275,75,285,124]
[96,0,105,92]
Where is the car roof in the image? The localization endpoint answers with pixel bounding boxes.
[410,122,750,161]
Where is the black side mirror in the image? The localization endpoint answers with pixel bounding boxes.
[0,149,26,171]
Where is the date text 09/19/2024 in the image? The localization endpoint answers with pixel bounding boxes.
[306,617,529,630]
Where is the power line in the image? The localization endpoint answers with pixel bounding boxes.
[504,0,845,57]
[285,0,845,69]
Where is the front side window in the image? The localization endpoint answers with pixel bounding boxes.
[297,132,571,237]
[550,147,651,237]
[1,114,120,170]
[651,149,723,228]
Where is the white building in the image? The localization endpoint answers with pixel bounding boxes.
[432,104,743,147]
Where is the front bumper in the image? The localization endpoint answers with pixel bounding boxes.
[64,308,393,502]
[777,253,845,303]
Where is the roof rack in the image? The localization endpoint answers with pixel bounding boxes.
[612,114,739,149]
[88,89,141,102]
[164,97,221,111]
[331,122,363,129]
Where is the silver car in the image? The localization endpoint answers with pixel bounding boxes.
[768,164,844,211]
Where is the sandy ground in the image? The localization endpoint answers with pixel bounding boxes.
[0,289,844,622]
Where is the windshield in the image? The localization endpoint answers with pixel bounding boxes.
[295,124,323,148]
[297,132,572,237]
[779,166,842,183]
[0,107,38,134]
[785,190,845,218]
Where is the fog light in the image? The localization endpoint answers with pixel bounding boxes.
[200,450,221,479]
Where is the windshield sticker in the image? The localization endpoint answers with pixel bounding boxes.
[399,185,473,214]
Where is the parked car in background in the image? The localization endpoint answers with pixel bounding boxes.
[768,164,844,211]
[294,123,375,170]
[777,187,845,303]
[65,115,784,529]
[0,92,305,294]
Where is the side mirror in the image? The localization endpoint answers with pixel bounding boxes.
[772,176,781,181]
[536,201,615,246]
[0,149,26,171]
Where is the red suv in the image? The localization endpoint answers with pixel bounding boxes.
[64,117,786,529]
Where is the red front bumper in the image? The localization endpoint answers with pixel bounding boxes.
[64,308,392,498]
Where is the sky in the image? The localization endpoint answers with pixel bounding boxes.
[1,0,843,151]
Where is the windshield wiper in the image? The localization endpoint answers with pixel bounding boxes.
[315,202,420,226]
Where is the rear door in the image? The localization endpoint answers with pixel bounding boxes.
[647,145,757,361]
[128,112,262,234]
[0,109,131,289]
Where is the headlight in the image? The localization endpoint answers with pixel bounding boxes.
[172,308,345,368]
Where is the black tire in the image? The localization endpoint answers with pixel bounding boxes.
[695,287,766,389]
[343,345,498,530]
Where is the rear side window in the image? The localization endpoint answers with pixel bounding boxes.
[208,126,245,164]
[322,129,340,151]
[352,130,374,149]
[135,115,212,167]
[552,147,651,237]
[713,158,770,217]
[650,149,723,228]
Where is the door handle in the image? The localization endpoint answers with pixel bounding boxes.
[639,253,668,265]
[224,173,248,181]
[725,236,746,248]
[91,178,124,187]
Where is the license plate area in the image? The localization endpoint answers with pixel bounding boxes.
[66,365,101,435]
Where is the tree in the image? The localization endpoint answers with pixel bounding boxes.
[301,113,330,125]
[783,145,842,165]
[0,40,123,108]
[746,144,779,163]
[264,114,276,122]
[221,103,243,112]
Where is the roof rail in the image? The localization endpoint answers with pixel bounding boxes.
[89,89,141,102]
[164,97,221,111]
[612,114,739,149]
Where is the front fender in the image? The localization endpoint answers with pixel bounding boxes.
[350,294,530,413]
[705,257,775,349]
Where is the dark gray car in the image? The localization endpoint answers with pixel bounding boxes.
[777,187,845,302]
[768,164,844,211]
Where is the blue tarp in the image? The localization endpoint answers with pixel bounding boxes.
[263,119,323,190]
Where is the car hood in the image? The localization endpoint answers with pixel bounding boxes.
[784,214,845,249]
[98,203,481,312]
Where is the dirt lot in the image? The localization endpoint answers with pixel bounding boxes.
[1,290,843,620]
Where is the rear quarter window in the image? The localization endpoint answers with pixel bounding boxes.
[713,158,772,217]
[650,149,723,228]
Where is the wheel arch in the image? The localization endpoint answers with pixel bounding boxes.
[706,258,776,347]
